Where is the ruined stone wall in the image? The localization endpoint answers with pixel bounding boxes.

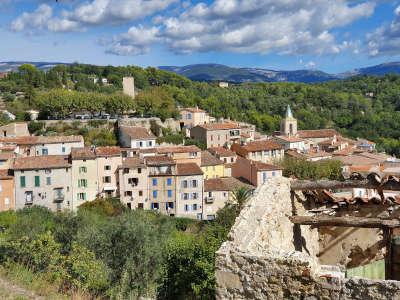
[215,177,400,299]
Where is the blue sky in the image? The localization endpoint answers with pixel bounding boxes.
[1,0,400,73]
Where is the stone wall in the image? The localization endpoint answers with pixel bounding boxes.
[215,177,400,299]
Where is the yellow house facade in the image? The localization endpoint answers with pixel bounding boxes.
[200,151,225,179]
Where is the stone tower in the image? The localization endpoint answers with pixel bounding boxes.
[123,77,135,99]
[280,105,297,136]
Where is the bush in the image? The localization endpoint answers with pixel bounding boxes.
[28,121,45,134]
[281,157,343,180]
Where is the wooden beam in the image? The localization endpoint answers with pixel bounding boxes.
[289,215,400,228]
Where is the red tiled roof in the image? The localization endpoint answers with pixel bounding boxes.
[0,152,14,160]
[122,156,146,168]
[204,177,254,192]
[201,151,223,167]
[209,146,235,157]
[13,155,70,170]
[176,163,203,176]
[231,140,282,154]
[145,155,175,166]
[250,160,283,171]
[0,135,83,145]
[95,146,121,157]
[297,129,339,139]
[156,145,200,154]
[197,122,240,130]
[71,147,96,160]
[274,135,305,143]
[119,126,156,140]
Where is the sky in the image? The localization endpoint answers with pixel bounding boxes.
[1,0,400,73]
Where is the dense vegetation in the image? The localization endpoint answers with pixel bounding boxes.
[0,196,247,299]
[1,63,400,155]
[281,158,343,180]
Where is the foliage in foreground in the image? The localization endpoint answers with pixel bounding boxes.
[0,197,246,299]
[281,157,343,180]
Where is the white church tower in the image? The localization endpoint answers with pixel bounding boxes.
[280,105,297,136]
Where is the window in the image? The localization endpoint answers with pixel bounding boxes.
[78,179,87,187]
[34,176,40,187]
[167,178,172,186]
[125,191,132,196]
[79,166,87,173]
[263,172,267,183]
[192,192,198,199]
[151,202,159,210]
[192,180,197,187]
[167,190,172,198]
[128,178,138,186]
[153,190,158,198]
[148,141,153,147]
[139,190,143,196]
[54,188,64,199]
[208,191,212,197]
[181,180,188,188]
[123,168,129,174]
[193,204,198,210]
[187,113,192,119]
[138,168,142,174]
[138,203,144,209]
[42,148,48,155]
[104,165,111,171]
[20,176,26,188]
[197,213,202,220]
[184,204,190,211]
[139,141,143,147]
[62,146,66,153]
[46,177,51,185]
[152,178,157,186]
[4,197,9,206]
[166,202,174,209]
[103,176,111,183]
[25,191,33,203]
[272,171,276,177]
[182,193,189,200]
[45,169,51,174]
[189,152,197,157]
[77,193,86,200]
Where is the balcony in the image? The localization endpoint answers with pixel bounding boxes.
[54,194,65,203]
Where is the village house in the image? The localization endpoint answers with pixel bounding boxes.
[232,157,283,187]
[156,145,201,165]
[208,146,238,176]
[0,152,15,170]
[0,170,14,212]
[203,177,254,220]
[190,122,241,148]
[231,140,284,164]
[96,146,121,198]
[356,138,376,152]
[70,147,98,210]
[0,122,29,137]
[0,135,84,157]
[119,156,149,210]
[273,135,308,151]
[179,107,210,128]
[13,155,72,212]
[175,163,204,219]
[201,151,225,179]
[119,125,157,149]
[146,156,177,215]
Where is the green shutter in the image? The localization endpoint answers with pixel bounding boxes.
[78,180,81,187]
[20,176,26,188]
[34,176,40,187]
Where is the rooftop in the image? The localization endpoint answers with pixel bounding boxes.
[95,146,121,157]
[204,177,254,192]
[0,135,83,145]
[71,147,96,160]
[119,126,156,140]
[13,155,70,170]
[145,155,176,166]
[231,140,282,153]
[196,122,240,131]
[297,129,339,139]
[156,145,200,154]
[274,135,305,143]
[176,163,203,176]
[201,151,224,167]
[122,156,146,169]
[209,146,236,157]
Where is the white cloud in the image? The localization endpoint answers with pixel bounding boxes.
[11,4,53,32]
[367,5,400,56]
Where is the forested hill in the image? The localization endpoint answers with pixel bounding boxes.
[1,63,400,155]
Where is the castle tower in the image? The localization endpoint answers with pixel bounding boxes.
[123,77,135,99]
[280,105,297,136]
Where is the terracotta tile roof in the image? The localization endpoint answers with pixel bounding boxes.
[286,149,306,159]
[297,129,339,139]
[0,135,83,145]
[305,151,332,158]
[0,145,17,152]
[122,156,146,168]
[119,126,156,140]
[180,107,206,113]
[231,140,282,155]
[0,152,14,160]
[13,155,70,170]
[156,145,200,154]
[71,147,96,160]
[208,146,235,157]
[95,146,121,157]
[145,155,175,166]
[197,122,240,130]
[274,135,305,143]
[332,146,355,156]
[250,160,283,171]
[176,163,203,176]
[204,177,254,192]
[0,169,13,179]
[201,151,223,167]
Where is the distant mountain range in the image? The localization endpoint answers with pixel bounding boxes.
[159,62,400,83]
[2,61,400,83]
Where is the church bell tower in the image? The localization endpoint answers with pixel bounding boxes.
[280,105,297,136]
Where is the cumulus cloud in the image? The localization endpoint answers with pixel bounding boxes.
[367,5,400,56]
[108,0,375,56]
